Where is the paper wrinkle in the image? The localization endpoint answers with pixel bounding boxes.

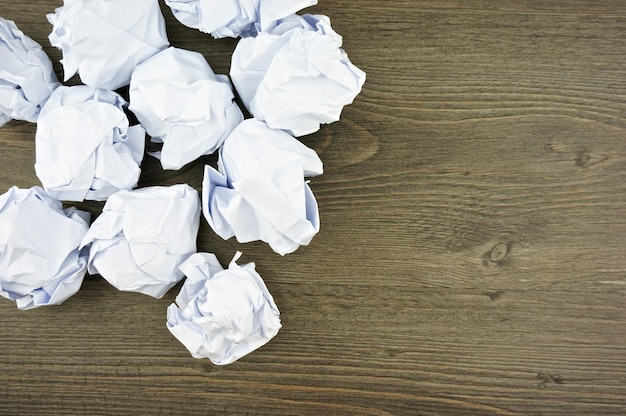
[34,85,145,202]
[80,184,201,298]
[164,0,317,38]
[0,17,60,127]
[47,0,169,90]
[0,186,89,310]
[129,47,243,170]
[167,251,281,364]
[230,14,366,137]
[202,119,322,255]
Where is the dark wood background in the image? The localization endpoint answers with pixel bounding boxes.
[1,0,625,414]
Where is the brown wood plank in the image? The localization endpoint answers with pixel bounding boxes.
[0,0,625,414]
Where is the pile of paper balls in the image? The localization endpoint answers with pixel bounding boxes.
[0,0,364,365]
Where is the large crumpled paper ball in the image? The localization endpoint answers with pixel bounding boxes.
[164,0,317,38]
[0,186,90,310]
[203,119,323,255]
[167,252,281,365]
[0,17,60,127]
[230,14,366,137]
[47,0,169,90]
[34,86,145,202]
[129,47,243,170]
[80,184,201,299]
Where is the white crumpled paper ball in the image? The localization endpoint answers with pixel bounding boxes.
[203,119,323,255]
[164,0,317,38]
[47,0,169,90]
[230,14,366,137]
[167,251,281,365]
[34,86,145,202]
[0,186,90,310]
[80,184,201,299]
[129,47,243,170]
[0,17,60,127]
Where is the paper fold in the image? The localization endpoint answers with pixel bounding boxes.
[230,14,366,136]
[164,0,317,38]
[0,17,60,127]
[167,251,281,364]
[0,186,90,310]
[35,85,145,202]
[48,0,169,90]
[80,184,201,298]
[129,47,243,170]
[203,119,322,255]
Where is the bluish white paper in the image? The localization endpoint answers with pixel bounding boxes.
[167,251,281,364]
[203,119,322,255]
[80,184,201,298]
[48,0,169,90]
[129,47,243,170]
[34,86,145,202]
[165,0,317,38]
[230,14,366,136]
[0,186,89,310]
[0,17,60,127]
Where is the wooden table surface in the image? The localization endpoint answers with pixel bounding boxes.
[1,1,626,414]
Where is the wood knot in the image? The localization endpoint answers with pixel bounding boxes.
[575,149,591,167]
[489,243,509,262]
[537,372,564,388]
[314,118,380,169]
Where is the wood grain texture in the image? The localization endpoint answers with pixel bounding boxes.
[1,0,626,414]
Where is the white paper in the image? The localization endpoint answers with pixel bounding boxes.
[0,17,60,127]
[203,119,322,255]
[129,47,243,170]
[231,14,366,137]
[48,0,169,90]
[0,186,90,310]
[164,0,317,38]
[34,86,145,202]
[167,251,281,364]
[80,184,201,298]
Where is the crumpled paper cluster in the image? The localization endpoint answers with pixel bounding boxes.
[167,252,281,364]
[34,85,145,202]
[80,184,201,299]
[0,186,89,310]
[0,17,60,127]
[203,119,323,255]
[130,47,243,170]
[48,0,169,90]
[231,14,366,136]
[0,1,367,365]
[165,0,317,38]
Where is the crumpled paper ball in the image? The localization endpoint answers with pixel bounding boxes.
[129,47,243,170]
[0,17,60,127]
[47,0,169,90]
[203,119,323,255]
[80,184,201,299]
[0,186,90,310]
[164,0,317,38]
[34,85,145,202]
[230,14,366,137]
[167,251,281,365]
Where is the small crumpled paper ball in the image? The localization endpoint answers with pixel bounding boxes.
[164,0,317,38]
[47,0,169,90]
[129,47,243,170]
[0,17,60,127]
[167,251,281,365]
[0,186,90,310]
[230,14,366,137]
[203,119,323,255]
[34,85,145,202]
[80,184,201,299]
